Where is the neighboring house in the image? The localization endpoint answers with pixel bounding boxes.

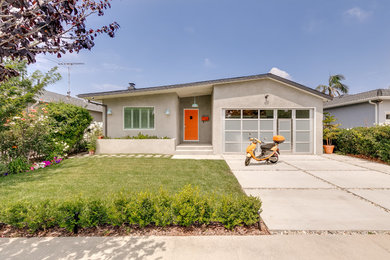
[35,90,103,122]
[78,73,331,154]
[324,89,390,128]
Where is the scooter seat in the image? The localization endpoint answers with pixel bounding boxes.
[260,143,274,150]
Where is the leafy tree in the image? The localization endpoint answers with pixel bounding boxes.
[0,0,119,80]
[0,60,61,131]
[316,74,349,97]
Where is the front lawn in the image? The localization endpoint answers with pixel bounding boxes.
[0,156,244,203]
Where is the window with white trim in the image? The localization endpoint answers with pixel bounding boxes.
[124,107,154,129]
[386,113,390,121]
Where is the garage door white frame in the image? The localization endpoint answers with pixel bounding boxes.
[223,108,315,154]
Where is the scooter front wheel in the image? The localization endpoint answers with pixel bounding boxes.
[269,154,279,164]
[245,157,251,166]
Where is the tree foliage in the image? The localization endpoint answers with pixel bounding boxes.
[0,0,119,80]
[316,74,349,97]
[323,112,340,146]
[0,60,61,131]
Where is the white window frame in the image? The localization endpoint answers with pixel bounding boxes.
[123,106,155,130]
[386,112,390,123]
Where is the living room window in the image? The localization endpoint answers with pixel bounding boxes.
[124,107,154,129]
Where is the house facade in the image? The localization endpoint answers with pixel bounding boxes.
[324,89,390,128]
[78,74,330,154]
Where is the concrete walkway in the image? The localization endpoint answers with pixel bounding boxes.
[1,235,389,260]
[224,154,390,232]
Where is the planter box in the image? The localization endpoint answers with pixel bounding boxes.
[96,139,176,155]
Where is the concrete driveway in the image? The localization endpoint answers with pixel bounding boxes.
[223,154,390,232]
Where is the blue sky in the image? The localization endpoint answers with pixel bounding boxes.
[29,0,390,96]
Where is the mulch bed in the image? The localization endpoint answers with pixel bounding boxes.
[346,154,390,165]
[0,221,270,237]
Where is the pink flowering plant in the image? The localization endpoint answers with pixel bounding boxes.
[0,106,65,175]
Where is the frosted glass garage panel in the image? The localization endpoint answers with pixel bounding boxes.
[296,131,310,142]
[296,143,310,153]
[242,132,257,142]
[296,120,310,130]
[259,132,274,142]
[279,120,291,130]
[278,142,291,151]
[225,120,240,130]
[260,120,273,131]
[225,132,241,142]
[225,143,241,152]
[279,131,291,142]
[243,120,258,130]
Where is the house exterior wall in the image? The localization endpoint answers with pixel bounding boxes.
[179,95,212,143]
[102,93,180,143]
[378,100,390,124]
[89,110,103,122]
[324,102,375,128]
[212,79,324,154]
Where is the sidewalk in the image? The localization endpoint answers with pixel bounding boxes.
[1,235,389,260]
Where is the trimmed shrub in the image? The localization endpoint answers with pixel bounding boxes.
[333,125,390,163]
[171,185,212,226]
[46,102,93,155]
[0,186,262,232]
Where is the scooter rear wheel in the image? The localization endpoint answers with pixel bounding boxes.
[245,157,251,166]
[269,154,279,163]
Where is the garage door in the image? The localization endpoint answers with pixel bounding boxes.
[223,109,313,153]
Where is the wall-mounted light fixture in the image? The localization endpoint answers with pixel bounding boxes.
[107,108,112,115]
[192,96,199,108]
[165,108,170,115]
[264,94,269,105]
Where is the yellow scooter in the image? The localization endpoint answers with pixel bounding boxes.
[245,135,285,166]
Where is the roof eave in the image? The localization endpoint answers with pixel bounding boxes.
[324,96,390,109]
[77,73,331,101]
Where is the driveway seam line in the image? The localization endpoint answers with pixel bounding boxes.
[321,155,390,176]
[282,161,390,213]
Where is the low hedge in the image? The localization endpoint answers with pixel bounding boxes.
[0,186,261,232]
[333,125,390,163]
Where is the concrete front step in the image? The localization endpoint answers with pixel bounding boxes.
[174,150,214,155]
[176,145,213,151]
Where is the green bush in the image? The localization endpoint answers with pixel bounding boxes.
[120,132,170,139]
[0,186,262,232]
[171,185,212,226]
[7,157,29,174]
[333,125,390,163]
[47,102,93,154]
[0,162,7,174]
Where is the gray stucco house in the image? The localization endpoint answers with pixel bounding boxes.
[78,73,331,154]
[324,89,390,128]
[35,90,103,122]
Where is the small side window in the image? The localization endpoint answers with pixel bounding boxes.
[386,113,390,120]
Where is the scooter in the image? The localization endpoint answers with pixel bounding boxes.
[245,135,285,166]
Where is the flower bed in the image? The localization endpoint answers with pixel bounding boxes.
[1,157,64,177]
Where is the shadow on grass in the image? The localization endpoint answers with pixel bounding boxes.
[0,236,166,260]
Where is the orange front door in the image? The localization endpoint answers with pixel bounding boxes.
[184,109,199,141]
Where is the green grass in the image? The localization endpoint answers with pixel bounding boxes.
[0,157,244,203]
